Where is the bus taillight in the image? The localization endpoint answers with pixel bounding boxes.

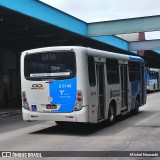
[22,91,30,111]
[77,97,82,102]
[22,92,26,97]
[23,97,27,102]
[74,90,83,111]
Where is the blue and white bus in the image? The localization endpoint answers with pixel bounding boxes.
[146,68,160,92]
[21,46,146,124]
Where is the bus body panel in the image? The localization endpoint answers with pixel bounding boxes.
[23,81,50,112]
[21,76,77,113]
[130,81,141,110]
[88,84,98,123]
[106,84,121,116]
[75,48,89,107]
[49,77,77,112]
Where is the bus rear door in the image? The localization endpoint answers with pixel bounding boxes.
[96,63,105,120]
[119,61,128,111]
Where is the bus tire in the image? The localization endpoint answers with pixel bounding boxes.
[132,98,140,115]
[107,104,116,125]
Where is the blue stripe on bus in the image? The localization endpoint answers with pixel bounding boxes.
[129,56,144,62]
[49,77,77,112]
[131,82,139,96]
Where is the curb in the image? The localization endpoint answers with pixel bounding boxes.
[0,110,22,119]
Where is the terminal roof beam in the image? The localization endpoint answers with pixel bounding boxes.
[88,16,160,36]
[0,0,87,36]
[0,0,132,52]
[129,40,160,51]
[91,35,129,52]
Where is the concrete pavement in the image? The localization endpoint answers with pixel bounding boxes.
[0,108,21,119]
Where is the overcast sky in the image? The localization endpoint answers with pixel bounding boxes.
[40,0,160,40]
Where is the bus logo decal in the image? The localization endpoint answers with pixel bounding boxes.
[60,90,65,95]
[31,84,44,90]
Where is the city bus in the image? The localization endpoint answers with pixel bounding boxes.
[146,68,160,92]
[21,46,146,124]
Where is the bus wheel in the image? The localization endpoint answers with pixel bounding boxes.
[132,99,140,115]
[108,104,116,125]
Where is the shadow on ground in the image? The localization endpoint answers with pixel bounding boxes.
[31,110,155,136]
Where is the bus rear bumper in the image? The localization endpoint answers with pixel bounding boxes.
[22,106,88,123]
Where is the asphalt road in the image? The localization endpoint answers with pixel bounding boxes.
[0,92,160,160]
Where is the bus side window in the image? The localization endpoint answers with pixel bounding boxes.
[129,61,140,81]
[88,56,96,86]
[106,59,119,84]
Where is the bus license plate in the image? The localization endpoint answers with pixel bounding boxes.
[46,104,57,109]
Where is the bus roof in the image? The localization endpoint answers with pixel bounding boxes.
[21,46,144,62]
[149,68,159,71]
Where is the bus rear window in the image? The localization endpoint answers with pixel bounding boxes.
[24,51,76,80]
